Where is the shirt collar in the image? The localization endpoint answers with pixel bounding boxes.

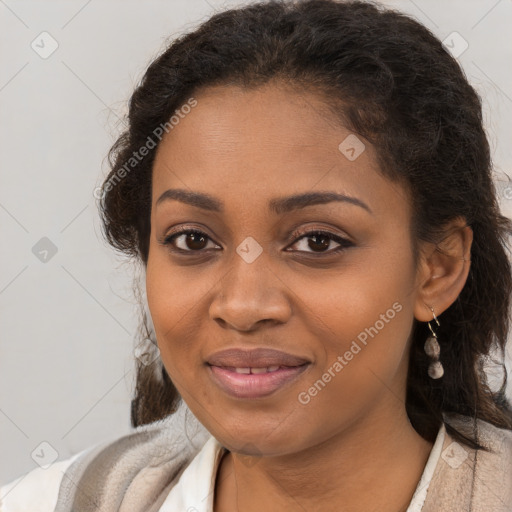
[159,435,226,512]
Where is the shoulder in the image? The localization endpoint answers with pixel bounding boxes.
[1,403,210,512]
[445,412,512,461]
[476,416,512,452]
[0,451,85,512]
[438,413,512,511]
[472,417,512,508]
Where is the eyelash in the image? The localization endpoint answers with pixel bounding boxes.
[161,227,353,256]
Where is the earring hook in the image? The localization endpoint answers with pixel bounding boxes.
[427,305,440,337]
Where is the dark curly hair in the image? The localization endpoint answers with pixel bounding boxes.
[98,0,512,451]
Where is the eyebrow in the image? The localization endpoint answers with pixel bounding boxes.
[155,188,373,215]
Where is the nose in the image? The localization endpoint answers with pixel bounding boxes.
[208,254,292,332]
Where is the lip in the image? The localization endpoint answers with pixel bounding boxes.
[206,347,311,368]
[208,363,311,399]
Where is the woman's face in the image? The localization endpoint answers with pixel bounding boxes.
[146,82,425,455]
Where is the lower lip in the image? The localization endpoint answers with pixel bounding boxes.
[208,364,310,399]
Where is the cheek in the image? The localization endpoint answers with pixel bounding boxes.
[146,243,206,328]
[294,247,416,414]
[145,245,227,396]
[299,239,414,341]
[145,252,202,369]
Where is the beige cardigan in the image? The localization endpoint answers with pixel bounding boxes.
[422,412,512,511]
[1,404,511,511]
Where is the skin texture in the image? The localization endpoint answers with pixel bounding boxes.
[146,82,473,512]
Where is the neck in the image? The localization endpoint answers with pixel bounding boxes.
[214,402,435,512]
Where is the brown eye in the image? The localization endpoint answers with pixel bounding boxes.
[305,233,331,252]
[288,230,353,254]
[164,229,220,252]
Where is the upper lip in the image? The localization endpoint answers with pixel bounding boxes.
[206,348,311,368]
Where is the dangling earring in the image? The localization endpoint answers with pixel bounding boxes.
[424,306,444,379]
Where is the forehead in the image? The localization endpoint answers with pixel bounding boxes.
[151,83,407,218]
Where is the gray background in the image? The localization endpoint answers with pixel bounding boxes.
[1,0,511,485]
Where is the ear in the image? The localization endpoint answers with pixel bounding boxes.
[413,217,473,322]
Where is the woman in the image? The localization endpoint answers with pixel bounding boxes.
[1,0,511,510]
